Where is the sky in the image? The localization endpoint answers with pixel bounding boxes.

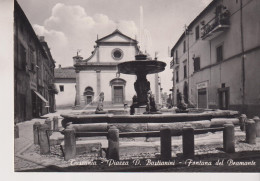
[17,0,212,94]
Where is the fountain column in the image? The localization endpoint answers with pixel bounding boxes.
[134,72,150,105]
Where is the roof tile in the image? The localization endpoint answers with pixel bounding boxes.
[54,67,76,79]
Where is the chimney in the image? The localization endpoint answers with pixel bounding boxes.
[39,36,45,42]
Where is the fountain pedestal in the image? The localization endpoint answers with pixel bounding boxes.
[134,73,150,106]
[134,106,147,115]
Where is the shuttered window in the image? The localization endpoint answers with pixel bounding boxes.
[216,45,223,62]
[194,57,201,72]
[184,64,187,78]
[176,69,179,83]
[195,25,200,40]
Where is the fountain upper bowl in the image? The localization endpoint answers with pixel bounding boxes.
[117,60,166,75]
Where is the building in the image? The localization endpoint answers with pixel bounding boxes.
[54,66,76,109]
[170,0,260,117]
[14,0,57,123]
[74,29,160,108]
[39,36,57,114]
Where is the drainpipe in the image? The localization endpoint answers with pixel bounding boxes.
[240,0,245,113]
[184,25,190,103]
[187,28,190,102]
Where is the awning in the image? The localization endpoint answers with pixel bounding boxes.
[33,90,48,103]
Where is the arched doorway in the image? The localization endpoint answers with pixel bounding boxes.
[110,78,126,104]
[83,86,94,105]
[183,81,189,104]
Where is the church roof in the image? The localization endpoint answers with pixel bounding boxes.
[54,67,76,79]
[96,29,138,43]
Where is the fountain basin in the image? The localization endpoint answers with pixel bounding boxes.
[61,110,240,132]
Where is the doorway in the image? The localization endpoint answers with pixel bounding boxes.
[86,96,93,104]
[183,81,189,103]
[198,88,207,108]
[113,86,123,104]
[17,93,26,122]
[110,78,126,104]
[84,86,94,105]
[218,87,229,110]
[32,90,38,117]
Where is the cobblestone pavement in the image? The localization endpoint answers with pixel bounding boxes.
[14,156,44,171]
[15,133,260,172]
[14,109,80,171]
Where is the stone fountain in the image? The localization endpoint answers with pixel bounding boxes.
[61,53,240,132]
[117,53,166,114]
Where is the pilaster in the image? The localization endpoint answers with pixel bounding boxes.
[75,70,81,106]
[96,70,101,95]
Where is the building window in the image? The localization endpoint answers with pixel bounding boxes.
[176,69,179,83]
[195,25,200,40]
[183,40,186,53]
[194,57,201,72]
[216,45,223,62]
[59,85,64,92]
[175,50,178,64]
[184,64,187,79]
[19,43,26,71]
[29,48,36,72]
[112,48,124,60]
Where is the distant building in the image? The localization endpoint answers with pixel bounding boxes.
[14,0,57,122]
[54,66,76,109]
[170,0,260,117]
[74,29,160,108]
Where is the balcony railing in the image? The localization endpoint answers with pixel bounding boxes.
[170,58,179,69]
[170,59,174,69]
[201,9,230,40]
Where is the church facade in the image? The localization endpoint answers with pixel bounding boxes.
[74,30,160,108]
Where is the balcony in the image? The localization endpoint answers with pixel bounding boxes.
[201,8,230,40]
[170,58,180,69]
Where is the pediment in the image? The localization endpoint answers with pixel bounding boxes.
[110,78,126,86]
[101,34,131,42]
[96,29,137,44]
